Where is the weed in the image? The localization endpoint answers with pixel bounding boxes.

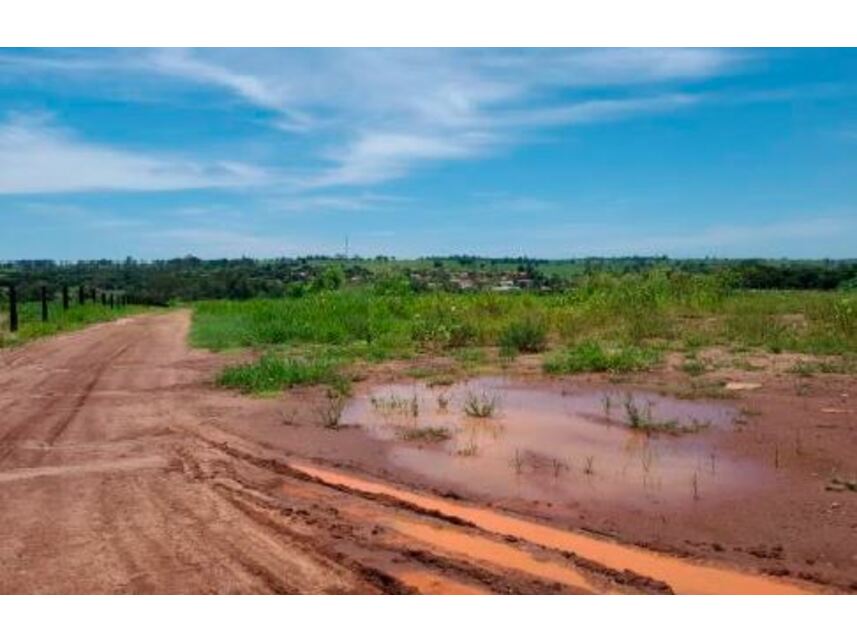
[280,408,298,425]
[317,389,347,429]
[788,361,817,378]
[398,426,452,443]
[427,374,457,387]
[456,435,479,457]
[583,455,595,476]
[543,341,660,375]
[463,390,500,418]
[499,317,548,353]
[682,358,709,377]
[512,449,524,475]
[622,393,709,435]
[436,393,450,411]
[601,393,613,418]
[371,392,420,416]
[217,353,341,394]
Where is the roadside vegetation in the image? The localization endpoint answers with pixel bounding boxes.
[192,271,856,377]
[190,269,857,400]
[0,301,149,349]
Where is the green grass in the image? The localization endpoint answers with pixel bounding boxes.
[0,302,151,348]
[216,353,345,394]
[543,341,661,374]
[189,271,857,389]
[499,316,548,353]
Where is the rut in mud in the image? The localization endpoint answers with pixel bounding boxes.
[0,312,828,593]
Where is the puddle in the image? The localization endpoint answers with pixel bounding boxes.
[292,463,811,595]
[397,569,486,595]
[394,518,594,593]
[342,377,761,507]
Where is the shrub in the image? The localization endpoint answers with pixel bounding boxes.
[499,317,548,353]
[543,341,660,374]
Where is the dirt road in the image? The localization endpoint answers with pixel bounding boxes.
[0,312,827,593]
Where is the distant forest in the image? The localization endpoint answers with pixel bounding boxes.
[1,256,856,305]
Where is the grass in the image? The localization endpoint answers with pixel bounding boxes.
[462,390,500,418]
[499,316,547,353]
[681,357,710,377]
[317,388,347,429]
[188,272,857,392]
[397,426,453,442]
[620,393,710,435]
[370,392,419,416]
[0,301,150,348]
[543,341,661,374]
[216,353,344,394]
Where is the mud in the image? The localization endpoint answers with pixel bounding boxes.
[0,311,854,593]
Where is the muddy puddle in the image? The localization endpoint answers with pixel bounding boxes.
[292,463,810,594]
[342,377,764,508]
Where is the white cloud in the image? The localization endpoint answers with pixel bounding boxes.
[266,192,409,213]
[310,132,496,187]
[2,49,749,192]
[0,113,272,194]
[136,49,741,188]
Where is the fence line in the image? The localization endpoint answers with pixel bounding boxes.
[1,282,132,335]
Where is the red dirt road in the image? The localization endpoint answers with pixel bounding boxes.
[0,312,841,594]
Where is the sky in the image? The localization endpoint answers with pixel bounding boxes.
[0,47,855,260]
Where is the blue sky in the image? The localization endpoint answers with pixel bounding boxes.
[0,48,855,260]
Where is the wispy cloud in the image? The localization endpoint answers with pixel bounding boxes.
[0,49,750,194]
[0,113,272,194]
[137,49,737,188]
[265,192,409,213]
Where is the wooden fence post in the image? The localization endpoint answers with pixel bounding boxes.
[78,285,85,305]
[9,285,18,333]
[62,285,69,311]
[109,293,115,308]
[101,292,107,306]
[41,286,49,322]
[91,288,97,303]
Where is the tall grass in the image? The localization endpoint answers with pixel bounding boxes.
[191,271,857,376]
[543,341,661,374]
[216,353,344,394]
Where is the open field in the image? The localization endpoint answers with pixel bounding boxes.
[1,275,855,592]
[191,273,857,397]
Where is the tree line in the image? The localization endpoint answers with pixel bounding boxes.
[1,256,855,306]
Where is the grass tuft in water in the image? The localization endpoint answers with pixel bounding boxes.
[462,390,500,418]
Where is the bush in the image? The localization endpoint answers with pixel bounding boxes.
[543,341,660,374]
[499,317,548,353]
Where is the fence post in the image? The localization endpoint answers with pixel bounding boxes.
[78,285,85,305]
[9,285,18,333]
[62,285,69,311]
[109,293,115,308]
[91,287,97,303]
[101,292,107,306]
[41,286,49,322]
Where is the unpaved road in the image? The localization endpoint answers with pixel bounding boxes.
[0,312,828,593]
